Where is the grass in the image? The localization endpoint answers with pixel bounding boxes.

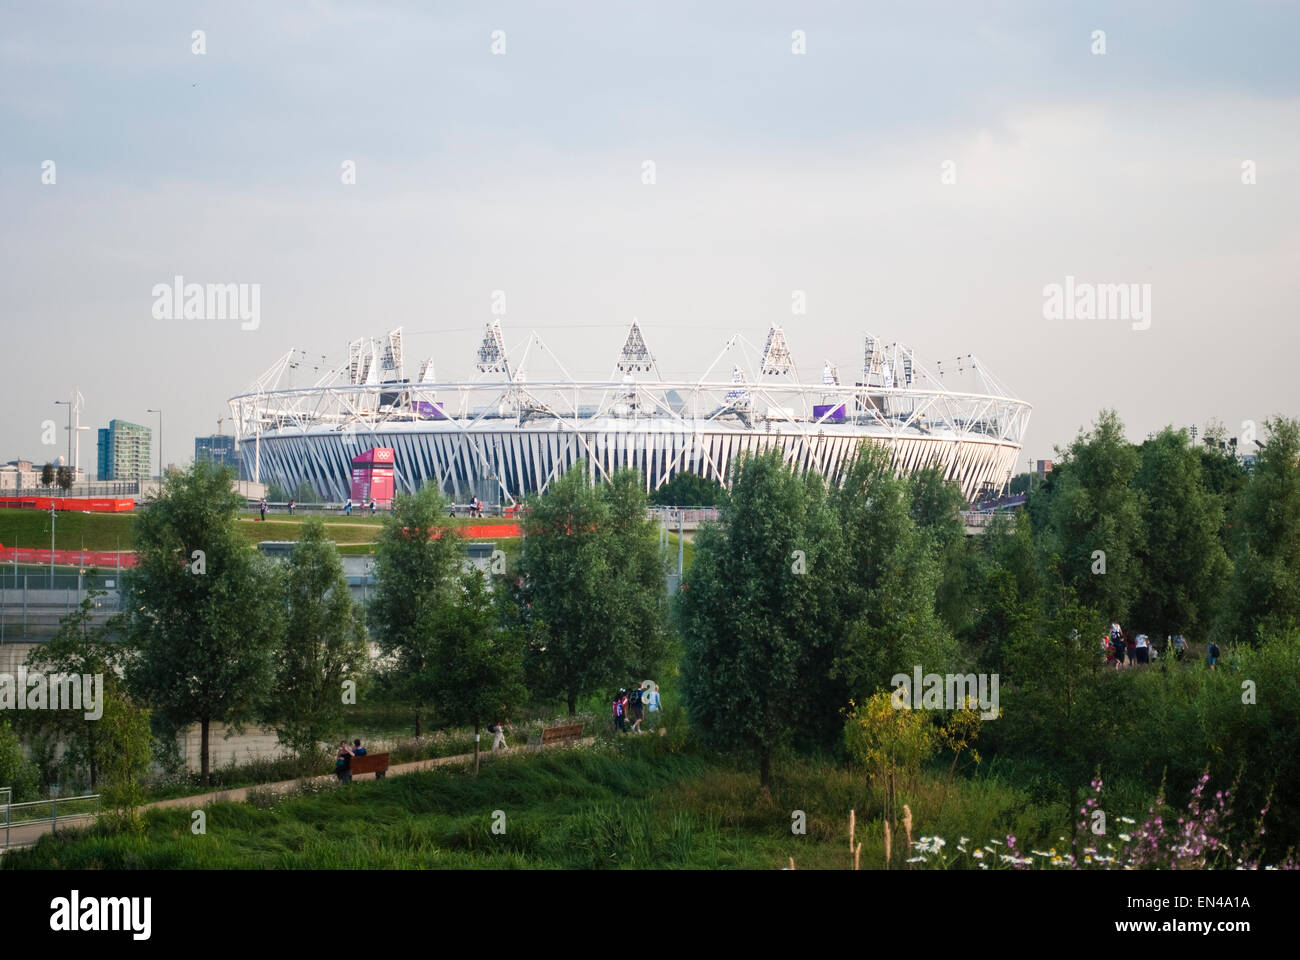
[2,736,1069,870]
[0,510,524,556]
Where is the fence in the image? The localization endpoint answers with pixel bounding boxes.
[2,792,101,849]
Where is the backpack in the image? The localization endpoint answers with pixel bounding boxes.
[612,698,623,718]
[630,688,642,706]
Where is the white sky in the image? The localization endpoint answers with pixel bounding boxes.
[3,1,1298,469]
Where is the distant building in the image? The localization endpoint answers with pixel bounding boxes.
[97,420,152,481]
[0,459,86,492]
[1036,459,1053,475]
[194,435,243,477]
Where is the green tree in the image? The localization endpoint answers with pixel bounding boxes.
[40,462,55,488]
[966,510,1045,671]
[1132,427,1229,640]
[290,480,318,504]
[1220,417,1300,643]
[0,717,40,801]
[273,518,369,766]
[520,465,670,716]
[907,466,972,636]
[426,572,525,773]
[829,446,956,712]
[25,590,123,789]
[649,470,724,506]
[97,692,153,832]
[1040,410,1144,623]
[678,449,841,790]
[120,460,285,783]
[56,466,75,492]
[368,483,465,736]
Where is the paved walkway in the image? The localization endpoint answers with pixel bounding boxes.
[2,737,591,852]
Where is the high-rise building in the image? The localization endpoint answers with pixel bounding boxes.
[97,420,152,481]
[195,435,243,477]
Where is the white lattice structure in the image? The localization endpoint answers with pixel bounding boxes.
[229,324,1031,504]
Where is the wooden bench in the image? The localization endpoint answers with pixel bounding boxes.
[348,752,390,779]
[538,722,584,748]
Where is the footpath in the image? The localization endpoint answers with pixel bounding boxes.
[2,737,591,852]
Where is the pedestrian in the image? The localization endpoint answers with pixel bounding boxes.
[288,498,295,516]
[629,684,645,733]
[370,498,377,516]
[335,740,354,783]
[1111,624,1126,667]
[1135,632,1150,665]
[1207,641,1220,670]
[259,498,267,522]
[344,498,352,516]
[489,719,510,752]
[1174,634,1188,661]
[612,689,627,734]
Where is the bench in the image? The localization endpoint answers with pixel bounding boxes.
[348,752,390,779]
[539,722,584,748]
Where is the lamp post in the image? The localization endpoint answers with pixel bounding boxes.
[146,408,163,483]
[54,399,73,472]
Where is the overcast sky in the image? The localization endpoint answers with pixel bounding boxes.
[3,0,1297,473]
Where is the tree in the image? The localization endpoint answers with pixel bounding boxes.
[678,449,841,790]
[425,572,525,773]
[40,463,55,488]
[1132,427,1229,641]
[56,466,75,492]
[368,483,466,736]
[829,446,956,714]
[520,465,670,716]
[25,590,123,789]
[1219,417,1300,643]
[649,470,724,506]
[97,692,153,832]
[906,466,972,636]
[966,510,1046,671]
[273,518,369,766]
[1001,594,1109,850]
[290,480,318,504]
[0,717,40,801]
[120,460,285,783]
[1039,410,1144,623]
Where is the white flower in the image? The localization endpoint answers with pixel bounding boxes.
[973,850,984,859]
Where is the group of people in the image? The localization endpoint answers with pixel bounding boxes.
[1103,623,1216,669]
[343,498,379,516]
[333,739,368,782]
[612,683,660,734]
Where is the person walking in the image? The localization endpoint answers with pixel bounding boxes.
[344,498,352,516]
[489,719,510,752]
[1174,634,1188,661]
[612,689,627,734]
[1135,632,1150,665]
[288,498,295,516]
[629,684,645,733]
[259,498,267,522]
[1207,641,1220,670]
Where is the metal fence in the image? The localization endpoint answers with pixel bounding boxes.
[2,792,101,849]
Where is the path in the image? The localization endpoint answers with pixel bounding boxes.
[1,737,590,852]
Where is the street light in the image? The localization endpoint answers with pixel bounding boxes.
[54,399,73,471]
[146,408,163,482]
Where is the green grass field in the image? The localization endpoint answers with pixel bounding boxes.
[0,735,1070,870]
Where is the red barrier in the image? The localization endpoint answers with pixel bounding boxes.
[0,496,135,512]
[0,546,138,567]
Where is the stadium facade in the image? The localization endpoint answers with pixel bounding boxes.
[228,323,1031,505]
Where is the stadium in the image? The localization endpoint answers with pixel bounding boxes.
[228,322,1032,506]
